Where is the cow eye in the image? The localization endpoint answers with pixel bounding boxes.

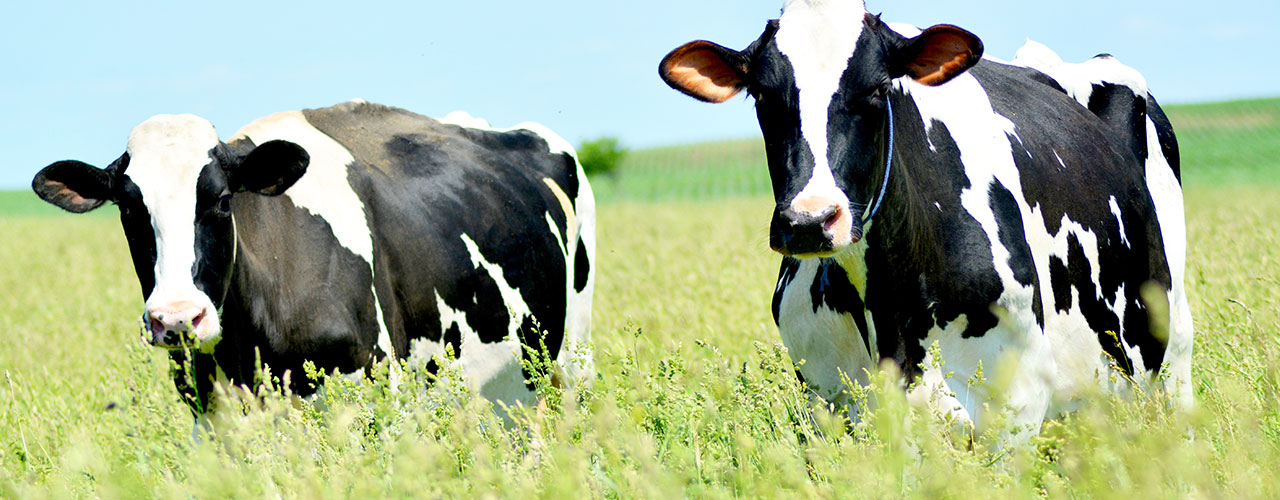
[217,195,232,214]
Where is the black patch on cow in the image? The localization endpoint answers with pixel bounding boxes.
[1145,93,1181,182]
[209,181,383,398]
[1086,83,1148,167]
[859,101,1005,375]
[1001,63,1070,96]
[193,160,236,302]
[424,323,462,378]
[459,268,516,345]
[170,350,216,416]
[810,259,871,354]
[1048,256,1072,313]
[1059,232,1130,373]
[574,238,590,293]
[517,314,547,389]
[443,323,461,361]
[115,177,158,297]
[988,177,1044,328]
[772,257,801,325]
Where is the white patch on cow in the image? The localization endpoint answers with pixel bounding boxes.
[544,213,566,256]
[887,22,922,38]
[1109,196,1131,248]
[1010,39,1149,109]
[542,178,577,250]
[777,254,875,413]
[1054,150,1066,169]
[435,113,597,388]
[126,114,224,343]
[438,110,492,129]
[430,290,528,408]
[231,112,398,371]
[1143,118,1194,409]
[934,202,942,211]
[914,312,1056,442]
[775,0,866,217]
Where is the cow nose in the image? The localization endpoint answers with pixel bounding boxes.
[787,205,840,229]
[145,302,206,347]
[771,203,843,255]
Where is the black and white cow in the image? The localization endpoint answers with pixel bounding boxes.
[660,0,1190,437]
[32,100,595,426]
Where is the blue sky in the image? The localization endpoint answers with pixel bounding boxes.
[1,0,1275,189]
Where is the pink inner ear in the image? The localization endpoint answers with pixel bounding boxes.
[43,180,99,211]
[662,43,744,103]
[49,182,87,205]
[907,30,978,86]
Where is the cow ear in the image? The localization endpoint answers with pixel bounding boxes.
[32,160,115,213]
[228,140,310,196]
[890,24,983,86]
[660,40,750,103]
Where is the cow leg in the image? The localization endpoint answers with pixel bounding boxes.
[1162,286,1195,410]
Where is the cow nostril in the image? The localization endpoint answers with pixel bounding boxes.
[821,206,841,231]
[191,310,205,330]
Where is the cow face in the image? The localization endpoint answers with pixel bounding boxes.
[660,0,982,256]
[32,114,309,350]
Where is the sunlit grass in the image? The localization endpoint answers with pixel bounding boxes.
[1,97,1278,496]
[1,183,1277,497]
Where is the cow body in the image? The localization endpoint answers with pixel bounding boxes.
[661,0,1189,438]
[34,100,595,421]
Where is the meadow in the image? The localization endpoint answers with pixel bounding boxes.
[1,97,1278,498]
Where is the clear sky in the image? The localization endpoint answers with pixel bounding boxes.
[1,0,1275,189]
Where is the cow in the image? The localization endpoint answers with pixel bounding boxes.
[31,99,596,429]
[659,0,1191,439]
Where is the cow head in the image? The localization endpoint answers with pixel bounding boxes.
[32,114,309,350]
[660,0,982,256]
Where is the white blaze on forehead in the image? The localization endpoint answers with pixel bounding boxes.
[127,114,222,322]
[776,0,867,212]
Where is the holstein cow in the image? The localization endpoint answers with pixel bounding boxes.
[32,100,596,428]
[659,0,1190,438]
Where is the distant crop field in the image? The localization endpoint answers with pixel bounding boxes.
[1,98,1278,497]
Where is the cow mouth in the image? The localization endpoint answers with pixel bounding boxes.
[139,313,220,351]
[770,235,839,258]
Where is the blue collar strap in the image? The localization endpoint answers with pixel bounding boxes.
[858,101,894,228]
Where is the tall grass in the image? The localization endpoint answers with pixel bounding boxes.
[0,97,1278,496]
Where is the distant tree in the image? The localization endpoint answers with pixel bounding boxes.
[577,136,627,178]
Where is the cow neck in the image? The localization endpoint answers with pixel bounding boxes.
[856,98,894,230]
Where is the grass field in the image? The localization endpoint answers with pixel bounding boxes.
[2,98,1279,497]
